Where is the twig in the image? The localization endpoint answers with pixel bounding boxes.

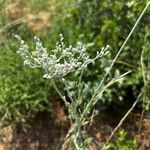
[62,123,75,150]
[101,92,143,150]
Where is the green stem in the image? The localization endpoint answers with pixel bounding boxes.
[77,69,84,100]
[51,79,69,106]
[51,79,82,148]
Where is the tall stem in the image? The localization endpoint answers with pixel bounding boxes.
[81,2,150,119]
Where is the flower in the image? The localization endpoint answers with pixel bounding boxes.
[15,34,109,79]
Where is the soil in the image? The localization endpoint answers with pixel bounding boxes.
[0,100,150,150]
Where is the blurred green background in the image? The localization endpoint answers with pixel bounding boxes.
[0,0,149,128]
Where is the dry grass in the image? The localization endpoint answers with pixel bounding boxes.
[26,11,50,33]
[5,2,30,21]
[3,1,55,33]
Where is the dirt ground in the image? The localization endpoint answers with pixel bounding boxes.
[0,100,150,150]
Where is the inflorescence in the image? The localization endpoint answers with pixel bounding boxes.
[15,34,109,79]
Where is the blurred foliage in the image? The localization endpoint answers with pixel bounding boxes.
[140,26,150,112]
[0,0,150,126]
[108,130,140,150]
[0,43,53,127]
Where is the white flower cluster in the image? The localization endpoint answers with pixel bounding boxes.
[15,34,109,79]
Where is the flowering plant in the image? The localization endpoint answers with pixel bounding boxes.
[15,34,109,80]
[15,34,109,149]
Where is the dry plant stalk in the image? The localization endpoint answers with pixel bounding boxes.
[101,92,143,150]
[26,11,50,32]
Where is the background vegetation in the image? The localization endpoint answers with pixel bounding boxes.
[0,0,149,149]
